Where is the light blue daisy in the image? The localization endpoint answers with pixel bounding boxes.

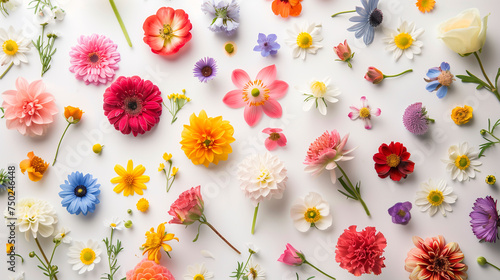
[425,62,454,99]
[59,171,101,215]
[347,0,383,45]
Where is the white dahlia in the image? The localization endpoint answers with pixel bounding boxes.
[15,198,58,241]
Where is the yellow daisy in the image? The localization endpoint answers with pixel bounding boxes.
[142,223,178,264]
[110,160,149,196]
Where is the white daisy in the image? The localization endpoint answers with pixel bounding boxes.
[285,22,323,60]
[290,192,332,232]
[246,258,265,280]
[67,240,102,274]
[54,227,72,243]
[0,26,31,66]
[415,179,457,217]
[297,77,341,115]
[103,217,124,230]
[8,271,24,280]
[183,263,214,280]
[246,243,260,254]
[442,142,481,181]
[384,19,424,61]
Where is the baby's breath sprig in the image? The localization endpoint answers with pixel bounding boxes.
[33,23,57,76]
[163,89,191,124]
[159,153,178,193]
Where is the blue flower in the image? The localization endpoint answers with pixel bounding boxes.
[59,171,100,215]
[347,0,383,45]
[201,0,240,36]
[424,62,455,98]
[253,33,280,57]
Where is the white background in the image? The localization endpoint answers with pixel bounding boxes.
[1,0,500,279]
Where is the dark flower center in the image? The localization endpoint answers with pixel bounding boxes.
[263,42,268,47]
[280,0,289,3]
[432,256,450,272]
[128,101,138,111]
[89,52,100,63]
[123,96,143,116]
[74,185,87,197]
[201,66,213,77]
[369,9,383,27]
[269,132,281,141]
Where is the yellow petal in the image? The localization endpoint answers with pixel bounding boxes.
[126,160,134,173]
[114,164,127,176]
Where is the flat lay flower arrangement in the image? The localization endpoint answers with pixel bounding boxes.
[1,1,500,280]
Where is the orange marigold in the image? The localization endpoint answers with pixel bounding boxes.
[20,151,49,182]
[142,223,178,264]
[416,0,435,13]
[272,0,303,18]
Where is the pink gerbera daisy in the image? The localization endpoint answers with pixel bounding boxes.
[2,77,58,136]
[69,34,120,86]
[103,76,163,136]
[262,127,287,151]
[223,64,288,126]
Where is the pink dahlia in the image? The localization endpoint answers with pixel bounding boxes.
[223,64,288,127]
[126,258,175,280]
[335,225,387,276]
[2,77,58,136]
[103,76,162,136]
[69,34,120,85]
[304,130,354,183]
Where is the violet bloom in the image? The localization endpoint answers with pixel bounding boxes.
[388,202,412,225]
[402,102,434,135]
[193,57,218,83]
[201,0,240,36]
[470,196,499,243]
[253,33,280,57]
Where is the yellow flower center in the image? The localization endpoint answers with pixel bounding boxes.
[242,80,270,106]
[256,169,271,183]
[296,32,313,49]
[110,223,117,228]
[304,207,321,223]
[386,154,401,167]
[123,174,135,185]
[80,248,96,265]
[427,190,444,206]
[359,107,371,118]
[161,24,174,40]
[394,33,414,50]
[145,232,162,248]
[397,209,406,217]
[454,155,470,170]
[438,71,454,86]
[310,81,327,97]
[193,274,205,280]
[249,267,258,278]
[2,39,18,56]
[486,175,496,185]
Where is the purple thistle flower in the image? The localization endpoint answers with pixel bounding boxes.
[424,62,455,99]
[193,57,218,83]
[253,33,280,57]
[388,201,412,225]
[402,102,434,135]
[470,196,500,243]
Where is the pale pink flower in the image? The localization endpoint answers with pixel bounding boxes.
[262,128,287,151]
[223,64,288,127]
[2,77,58,136]
[348,96,381,129]
[304,130,355,183]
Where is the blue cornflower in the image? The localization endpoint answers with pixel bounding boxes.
[201,0,240,36]
[347,0,383,45]
[424,62,455,98]
[59,171,101,215]
[253,33,280,57]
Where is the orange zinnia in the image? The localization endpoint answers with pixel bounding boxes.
[20,151,49,182]
[416,0,435,13]
[142,223,178,263]
[272,0,303,18]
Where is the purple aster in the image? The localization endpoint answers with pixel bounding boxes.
[470,196,499,243]
[201,0,240,36]
[424,62,455,98]
[346,0,383,45]
[193,57,218,83]
[402,102,434,135]
[253,33,280,57]
[388,201,412,225]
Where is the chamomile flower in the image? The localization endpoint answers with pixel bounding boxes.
[183,263,214,280]
[442,142,482,182]
[297,77,341,115]
[246,258,266,280]
[54,227,72,243]
[0,26,31,66]
[415,179,457,216]
[104,217,124,230]
[285,22,323,60]
[384,20,424,61]
[67,240,102,274]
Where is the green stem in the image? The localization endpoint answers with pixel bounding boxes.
[426,117,435,123]
[331,10,356,17]
[107,228,115,280]
[14,254,24,263]
[109,0,132,47]
[486,261,500,271]
[474,52,495,90]
[239,252,254,279]
[53,123,71,165]
[0,62,14,79]
[49,242,59,264]
[384,69,413,78]
[251,203,259,235]
[35,238,59,280]
[304,260,336,280]
[336,164,371,217]
[203,220,240,254]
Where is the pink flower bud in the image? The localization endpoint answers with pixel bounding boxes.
[365,67,384,84]
[168,185,204,225]
[334,40,352,61]
[278,243,305,266]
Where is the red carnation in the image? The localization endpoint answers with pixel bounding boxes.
[373,141,415,181]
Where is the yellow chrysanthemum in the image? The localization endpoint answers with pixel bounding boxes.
[451,105,473,125]
[180,110,235,167]
[137,198,149,212]
[111,160,150,196]
[142,223,178,264]
[416,0,435,13]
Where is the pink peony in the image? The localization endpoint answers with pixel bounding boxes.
[262,128,287,151]
[168,186,204,225]
[69,34,121,85]
[126,258,175,280]
[277,243,305,266]
[335,225,387,276]
[2,77,58,136]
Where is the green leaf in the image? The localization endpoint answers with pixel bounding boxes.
[192,222,203,242]
[495,68,500,89]
[338,189,356,200]
[338,176,356,198]
[457,71,491,90]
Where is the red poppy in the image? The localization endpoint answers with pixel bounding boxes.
[373,142,414,181]
[271,0,302,18]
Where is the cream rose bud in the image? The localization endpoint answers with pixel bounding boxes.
[438,8,489,55]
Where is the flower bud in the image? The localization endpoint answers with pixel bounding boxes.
[64,106,84,124]
[334,40,352,62]
[92,144,103,154]
[480,129,487,135]
[29,251,35,258]
[477,256,487,265]
[127,209,132,214]
[365,67,384,84]
[124,220,133,228]
[51,265,58,271]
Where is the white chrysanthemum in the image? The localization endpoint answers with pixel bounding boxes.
[67,240,102,274]
[183,263,214,280]
[290,192,332,232]
[384,20,424,61]
[238,152,287,205]
[103,217,124,230]
[15,198,58,241]
[297,77,340,115]
[0,26,31,66]
[442,142,482,181]
[285,22,323,60]
[246,258,265,280]
[54,227,72,243]
[415,179,457,217]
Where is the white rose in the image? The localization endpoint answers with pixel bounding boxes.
[438,8,489,55]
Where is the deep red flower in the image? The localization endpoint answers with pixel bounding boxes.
[373,141,415,181]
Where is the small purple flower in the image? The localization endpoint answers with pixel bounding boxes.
[424,62,455,98]
[253,33,280,57]
[193,57,218,83]
[402,102,434,135]
[470,196,499,243]
[201,0,240,36]
[388,201,412,225]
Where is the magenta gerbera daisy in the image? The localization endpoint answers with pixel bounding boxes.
[69,34,121,86]
[103,76,163,136]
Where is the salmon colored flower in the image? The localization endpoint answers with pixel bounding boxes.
[20,151,49,182]
[142,222,178,264]
[272,0,302,18]
[126,259,175,280]
[334,40,354,68]
[168,186,204,226]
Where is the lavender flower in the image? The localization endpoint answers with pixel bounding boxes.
[388,201,412,225]
[402,102,434,135]
[424,62,455,99]
[253,33,280,57]
[470,196,499,243]
[193,57,218,83]
[201,0,240,36]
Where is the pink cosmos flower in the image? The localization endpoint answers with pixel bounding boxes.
[223,65,288,127]
[69,34,121,85]
[277,243,305,266]
[262,128,287,151]
[2,77,58,136]
[348,96,381,129]
[168,186,204,225]
[126,258,175,280]
[304,130,355,183]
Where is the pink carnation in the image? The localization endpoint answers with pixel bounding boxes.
[168,186,204,225]
[2,77,58,136]
[126,259,175,280]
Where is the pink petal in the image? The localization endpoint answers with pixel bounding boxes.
[265,138,278,151]
[268,80,288,100]
[348,111,359,120]
[27,80,44,98]
[364,118,372,129]
[15,77,29,92]
[256,64,277,86]
[277,133,287,146]
[231,69,250,88]
[223,89,246,108]
[156,7,175,25]
[361,96,368,107]
[262,99,282,118]
[262,127,273,134]
[244,105,262,127]
[372,108,381,116]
